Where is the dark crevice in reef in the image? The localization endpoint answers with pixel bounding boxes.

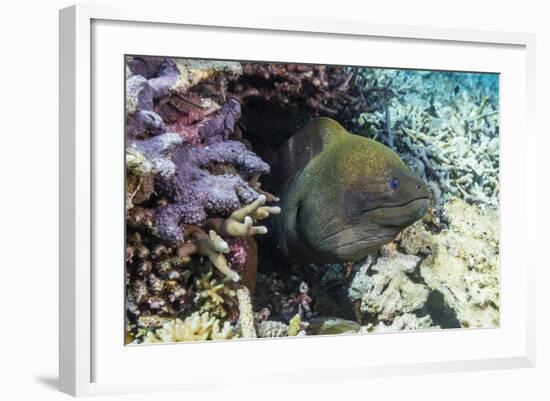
[254,252,357,322]
[234,99,314,163]
[416,290,461,329]
[405,261,462,329]
[405,259,427,285]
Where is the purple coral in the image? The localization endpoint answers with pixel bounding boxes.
[153,140,269,241]
[126,56,271,242]
[126,110,166,139]
[125,57,180,139]
[127,56,179,97]
[196,98,242,144]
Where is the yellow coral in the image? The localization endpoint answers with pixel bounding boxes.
[194,269,238,320]
[288,314,302,336]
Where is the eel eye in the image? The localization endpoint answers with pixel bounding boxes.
[390,178,400,190]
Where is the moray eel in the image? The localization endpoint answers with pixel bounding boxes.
[268,117,429,264]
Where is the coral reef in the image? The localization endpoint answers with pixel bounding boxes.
[125,57,500,343]
[226,63,403,155]
[333,70,500,334]
[125,56,280,344]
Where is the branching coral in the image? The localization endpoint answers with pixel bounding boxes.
[175,196,279,282]
[141,312,238,343]
[192,267,238,321]
[177,227,238,282]
[206,195,279,238]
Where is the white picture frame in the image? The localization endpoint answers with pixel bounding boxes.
[59,4,536,397]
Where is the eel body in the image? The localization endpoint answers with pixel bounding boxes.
[268,117,429,264]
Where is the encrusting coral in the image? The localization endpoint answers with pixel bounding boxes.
[231,63,366,119]
[417,198,500,328]
[257,321,289,338]
[236,286,257,338]
[348,197,499,331]
[361,314,440,333]
[349,247,429,323]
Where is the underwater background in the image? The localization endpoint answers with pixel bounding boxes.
[125,57,499,344]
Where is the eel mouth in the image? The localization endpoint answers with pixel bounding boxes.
[359,196,430,214]
[363,197,430,227]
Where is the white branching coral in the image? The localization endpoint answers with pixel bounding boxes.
[142,312,238,343]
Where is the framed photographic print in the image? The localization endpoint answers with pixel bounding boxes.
[59,4,536,396]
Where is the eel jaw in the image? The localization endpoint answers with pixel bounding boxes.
[364,197,429,228]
